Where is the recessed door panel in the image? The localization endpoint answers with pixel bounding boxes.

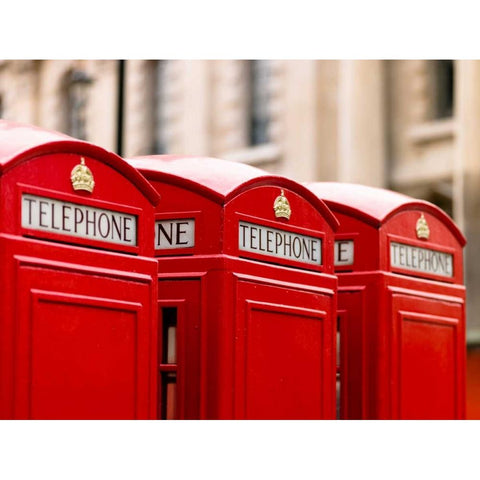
[235,278,335,419]
[30,291,140,419]
[2,237,155,420]
[391,293,464,419]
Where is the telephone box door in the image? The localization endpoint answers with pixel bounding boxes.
[390,290,465,420]
[233,276,335,420]
[1,236,156,420]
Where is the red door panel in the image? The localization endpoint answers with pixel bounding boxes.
[391,293,464,419]
[1,237,155,420]
[234,278,335,419]
[338,287,366,419]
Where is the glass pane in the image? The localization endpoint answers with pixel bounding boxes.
[167,325,177,364]
[166,378,177,420]
[249,60,271,146]
[161,307,177,364]
[161,372,177,420]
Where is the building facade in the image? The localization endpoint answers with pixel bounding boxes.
[1,59,479,416]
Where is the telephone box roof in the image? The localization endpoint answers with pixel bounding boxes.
[0,120,160,205]
[305,182,465,246]
[128,155,339,230]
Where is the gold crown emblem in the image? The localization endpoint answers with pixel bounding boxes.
[273,189,291,220]
[71,157,94,193]
[416,213,430,240]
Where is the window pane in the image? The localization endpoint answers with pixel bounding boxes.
[434,60,454,119]
[65,70,92,140]
[161,307,177,364]
[161,373,177,420]
[249,60,271,146]
[167,325,177,364]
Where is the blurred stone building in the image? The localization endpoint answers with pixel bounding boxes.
[1,59,479,416]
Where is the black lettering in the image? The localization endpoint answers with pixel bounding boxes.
[176,221,189,245]
[85,210,97,236]
[112,215,122,241]
[399,245,405,265]
[74,207,84,233]
[158,222,173,246]
[39,201,49,228]
[98,213,111,239]
[250,226,258,250]
[62,205,71,231]
[405,246,412,268]
[275,232,283,254]
[292,237,302,259]
[338,241,350,263]
[302,238,311,260]
[418,248,424,270]
[123,217,133,243]
[50,202,60,230]
[312,240,320,264]
[391,243,399,264]
[411,247,418,269]
[437,252,446,274]
[424,249,431,271]
[23,197,37,225]
[239,223,248,248]
[266,230,274,253]
[283,233,292,257]
[258,228,266,252]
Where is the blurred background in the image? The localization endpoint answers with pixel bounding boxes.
[1,59,479,417]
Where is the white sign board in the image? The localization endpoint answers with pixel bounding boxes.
[22,193,137,246]
[155,219,195,250]
[390,241,453,278]
[238,221,322,266]
[334,240,354,266]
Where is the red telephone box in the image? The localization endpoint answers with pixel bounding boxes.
[0,121,160,420]
[305,182,466,420]
[127,155,339,419]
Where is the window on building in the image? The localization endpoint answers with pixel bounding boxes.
[152,60,168,154]
[429,182,454,218]
[248,60,271,146]
[159,306,178,419]
[64,69,93,140]
[433,60,454,119]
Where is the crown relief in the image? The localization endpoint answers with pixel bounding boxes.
[71,157,95,193]
[274,189,291,220]
[416,213,430,240]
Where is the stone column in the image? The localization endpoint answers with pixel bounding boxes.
[85,60,118,152]
[182,60,211,156]
[282,60,318,181]
[123,60,156,157]
[337,60,386,187]
[455,60,480,339]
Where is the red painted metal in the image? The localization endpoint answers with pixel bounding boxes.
[128,155,339,419]
[305,182,466,419]
[0,120,160,419]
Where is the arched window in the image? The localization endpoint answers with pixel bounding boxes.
[64,69,93,140]
[248,60,271,146]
